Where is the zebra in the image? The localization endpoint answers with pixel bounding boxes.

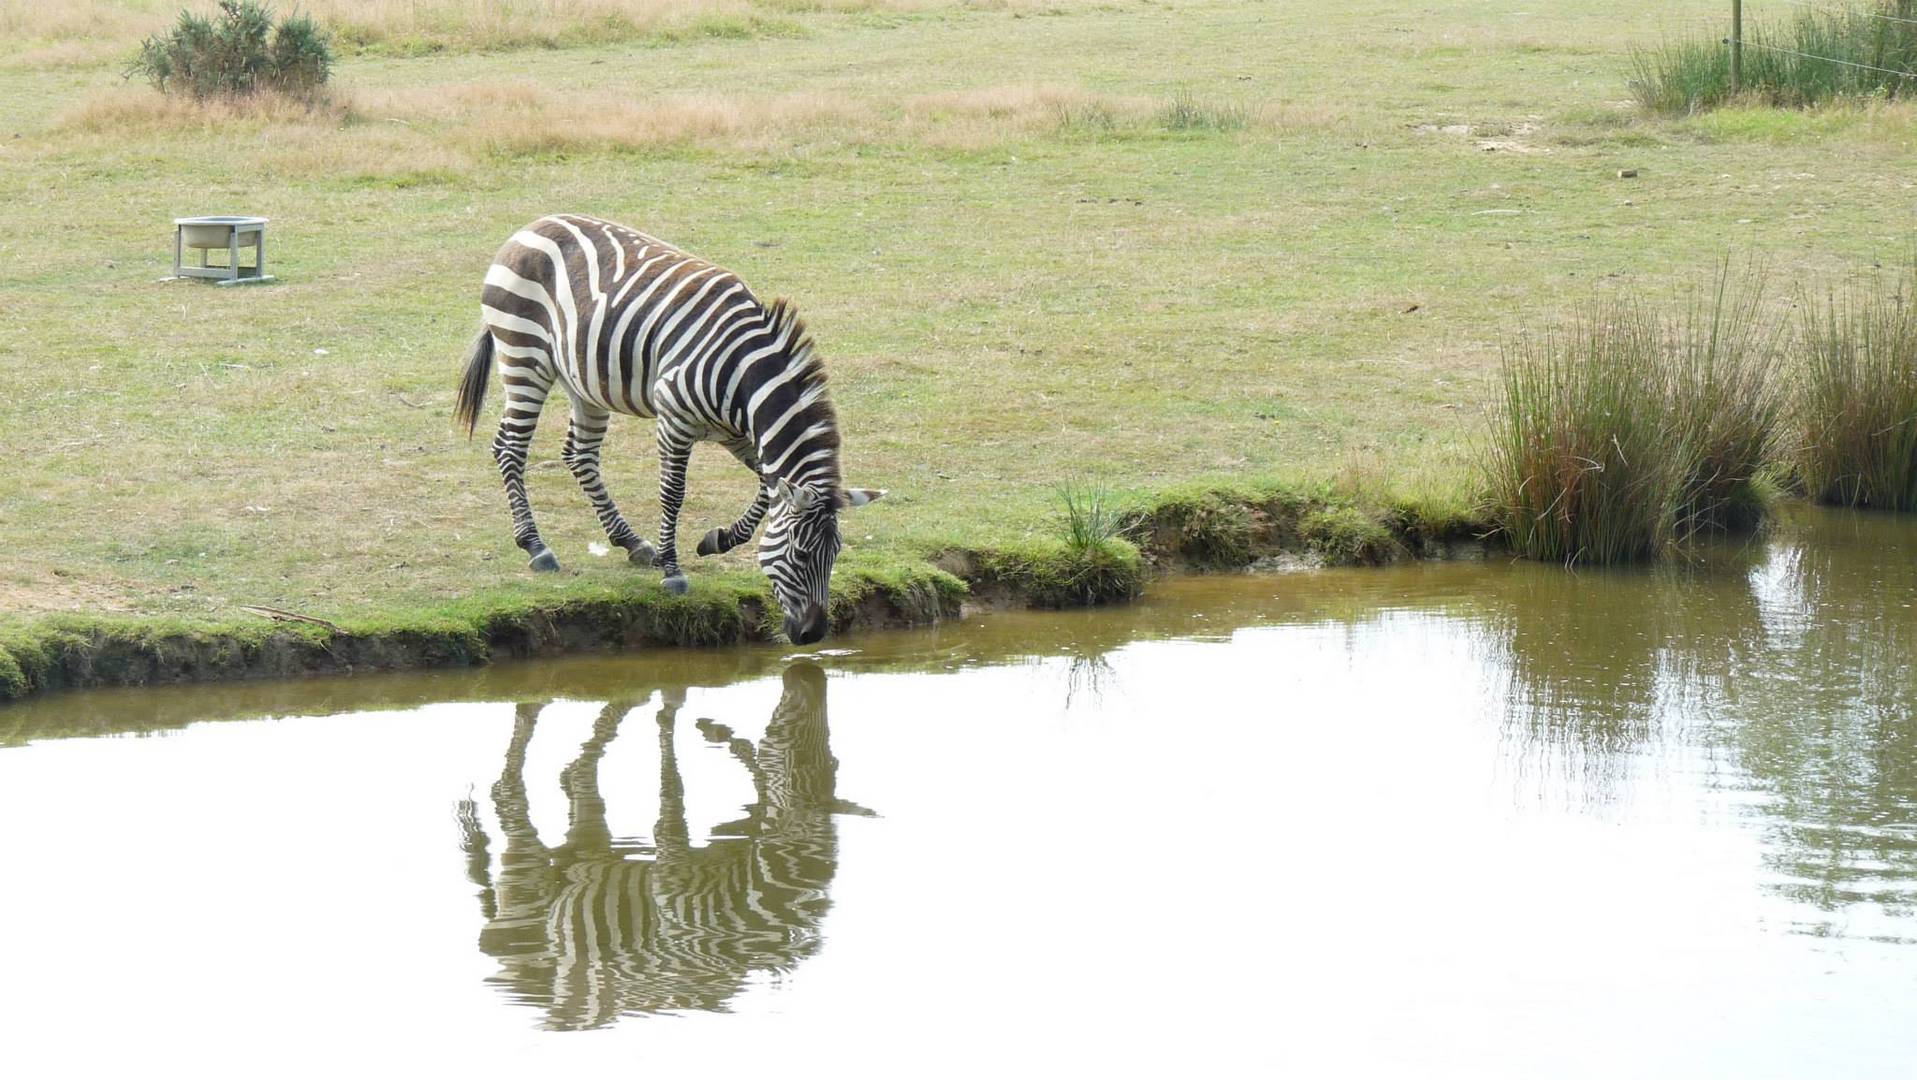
[454,663,869,1027]
[452,214,885,646]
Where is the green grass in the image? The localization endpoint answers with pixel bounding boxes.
[1,0,1913,641]
[1632,2,1917,114]
[1797,268,1917,510]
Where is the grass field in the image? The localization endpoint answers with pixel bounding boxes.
[2,0,1914,630]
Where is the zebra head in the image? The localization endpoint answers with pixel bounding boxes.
[761,479,884,645]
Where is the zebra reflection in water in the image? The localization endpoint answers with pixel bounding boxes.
[456,663,867,1028]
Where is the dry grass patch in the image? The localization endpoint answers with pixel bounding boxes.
[0,0,171,69]
[58,78,1293,166]
[0,0,1057,66]
[60,87,473,181]
[904,83,1340,147]
[306,0,791,52]
[63,85,352,134]
[361,80,876,153]
[904,83,1150,146]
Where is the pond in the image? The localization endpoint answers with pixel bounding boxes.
[2,509,1914,1077]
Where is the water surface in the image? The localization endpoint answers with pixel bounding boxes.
[2,510,1914,1077]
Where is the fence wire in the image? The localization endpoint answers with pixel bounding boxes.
[1778,0,1917,28]
[1730,35,1917,77]
[1720,2,1917,81]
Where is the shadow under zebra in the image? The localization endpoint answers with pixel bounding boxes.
[456,662,872,1029]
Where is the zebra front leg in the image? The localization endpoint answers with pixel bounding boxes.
[490,366,560,572]
[697,439,769,557]
[654,424,696,594]
[561,398,657,567]
[654,691,690,859]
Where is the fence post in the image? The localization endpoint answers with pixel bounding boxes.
[1731,0,1743,95]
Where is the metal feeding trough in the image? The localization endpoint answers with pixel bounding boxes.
[171,215,273,285]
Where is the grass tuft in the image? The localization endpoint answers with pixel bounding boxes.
[1156,88,1248,132]
[1056,479,1125,552]
[1486,297,1686,565]
[1668,268,1789,536]
[1796,266,1917,510]
[1486,269,1788,564]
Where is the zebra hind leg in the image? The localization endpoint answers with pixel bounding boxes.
[561,400,657,567]
[490,361,560,572]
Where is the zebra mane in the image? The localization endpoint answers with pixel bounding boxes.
[762,296,842,495]
[766,296,823,384]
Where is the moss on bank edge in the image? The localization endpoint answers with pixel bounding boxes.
[0,484,1495,703]
[1133,481,1488,568]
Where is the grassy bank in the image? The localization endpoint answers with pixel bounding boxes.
[4,0,1915,694]
[0,482,1489,701]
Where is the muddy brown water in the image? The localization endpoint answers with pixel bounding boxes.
[2,509,1914,1077]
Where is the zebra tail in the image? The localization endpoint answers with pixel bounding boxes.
[453,328,494,438]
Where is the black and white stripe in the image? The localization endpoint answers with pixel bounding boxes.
[456,665,858,1028]
[453,214,884,644]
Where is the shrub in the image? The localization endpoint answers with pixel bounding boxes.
[1796,269,1917,510]
[129,1,333,100]
[1631,2,1917,114]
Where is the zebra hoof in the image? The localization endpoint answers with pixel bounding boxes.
[528,548,561,573]
[696,528,726,557]
[662,574,690,595]
[623,539,657,567]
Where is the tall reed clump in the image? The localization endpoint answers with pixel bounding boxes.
[1630,1,1917,114]
[1486,273,1786,564]
[1486,298,1685,564]
[129,0,332,100]
[1667,272,1789,534]
[1796,269,1917,510]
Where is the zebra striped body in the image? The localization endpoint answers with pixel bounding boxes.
[457,665,855,1027]
[455,214,883,644]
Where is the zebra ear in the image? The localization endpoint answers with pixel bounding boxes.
[784,480,822,511]
[841,488,886,508]
[773,478,795,505]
